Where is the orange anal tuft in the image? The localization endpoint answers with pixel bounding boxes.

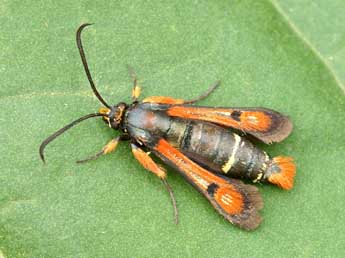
[268,156,296,190]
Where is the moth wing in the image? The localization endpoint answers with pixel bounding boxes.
[149,138,263,230]
[165,105,292,144]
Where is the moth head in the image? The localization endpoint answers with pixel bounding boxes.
[99,102,127,129]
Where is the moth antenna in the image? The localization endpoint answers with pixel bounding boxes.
[76,23,111,108]
[39,113,103,163]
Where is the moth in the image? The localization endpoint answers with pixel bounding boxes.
[39,24,296,230]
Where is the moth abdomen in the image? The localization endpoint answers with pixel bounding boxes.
[165,119,295,189]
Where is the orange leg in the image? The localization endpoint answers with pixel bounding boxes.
[131,143,178,224]
[128,65,141,101]
[77,136,121,163]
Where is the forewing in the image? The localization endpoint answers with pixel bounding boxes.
[165,106,292,144]
[148,138,263,230]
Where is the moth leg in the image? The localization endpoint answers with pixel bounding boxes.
[131,143,178,224]
[142,80,220,105]
[184,80,221,104]
[128,65,141,101]
[76,136,122,163]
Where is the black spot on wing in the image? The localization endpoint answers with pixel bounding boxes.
[207,183,219,196]
[230,110,242,121]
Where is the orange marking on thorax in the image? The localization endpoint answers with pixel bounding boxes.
[116,105,126,123]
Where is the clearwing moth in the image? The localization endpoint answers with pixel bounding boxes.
[39,24,296,230]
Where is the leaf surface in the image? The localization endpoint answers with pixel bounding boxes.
[1,1,344,257]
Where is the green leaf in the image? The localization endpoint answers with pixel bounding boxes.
[1,1,344,257]
[273,0,345,93]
